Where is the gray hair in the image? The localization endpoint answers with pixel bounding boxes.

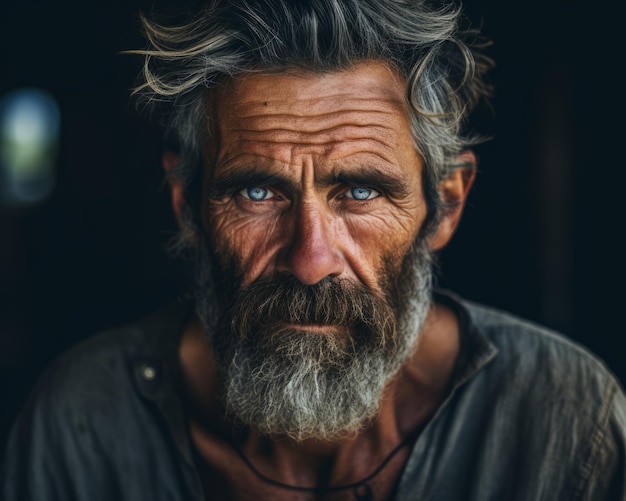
[131,0,492,226]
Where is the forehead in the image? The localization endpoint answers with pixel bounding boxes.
[206,61,419,174]
[215,61,407,113]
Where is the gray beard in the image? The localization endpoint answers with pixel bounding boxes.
[192,239,433,442]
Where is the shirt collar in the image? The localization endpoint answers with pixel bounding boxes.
[433,289,499,389]
[131,298,196,465]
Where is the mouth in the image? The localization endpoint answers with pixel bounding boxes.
[282,322,341,333]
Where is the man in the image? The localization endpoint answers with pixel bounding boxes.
[2,0,625,499]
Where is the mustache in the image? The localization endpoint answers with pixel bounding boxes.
[227,273,396,342]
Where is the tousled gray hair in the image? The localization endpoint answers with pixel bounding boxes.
[131,0,492,225]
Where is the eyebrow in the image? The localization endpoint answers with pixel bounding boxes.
[328,169,410,198]
[208,169,295,199]
[208,165,411,199]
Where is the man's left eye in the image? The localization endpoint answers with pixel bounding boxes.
[345,187,380,201]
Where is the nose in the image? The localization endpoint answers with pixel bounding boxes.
[277,201,345,285]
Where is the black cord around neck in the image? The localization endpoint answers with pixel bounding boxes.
[230,428,421,499]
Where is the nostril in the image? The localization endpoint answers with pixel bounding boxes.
[287,246,344,285]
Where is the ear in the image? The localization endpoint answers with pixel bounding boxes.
[162,150,185,227]
[428,150,477,251]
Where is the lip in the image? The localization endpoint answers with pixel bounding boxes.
[283,322,338,333]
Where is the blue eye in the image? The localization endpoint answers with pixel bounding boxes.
[348,187,379,200]
[241,186,274,201]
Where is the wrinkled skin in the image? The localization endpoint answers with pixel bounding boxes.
[202,62,428,298]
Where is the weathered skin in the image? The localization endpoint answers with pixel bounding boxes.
[168,61,475,499]
[202,62,427,295]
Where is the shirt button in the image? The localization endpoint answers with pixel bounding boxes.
[141,365,157,381]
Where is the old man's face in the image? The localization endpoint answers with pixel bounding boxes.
[194,62,436,440]
[203,61,428,291]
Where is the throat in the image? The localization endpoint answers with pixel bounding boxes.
[188,380,427,500]
[190,416,417,500]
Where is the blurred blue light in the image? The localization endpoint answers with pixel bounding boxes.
[0,88,61,205]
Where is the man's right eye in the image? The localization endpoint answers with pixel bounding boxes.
[239,186,275,201]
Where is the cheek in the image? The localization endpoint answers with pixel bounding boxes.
[204,200,282,278]
[342,204,424,283]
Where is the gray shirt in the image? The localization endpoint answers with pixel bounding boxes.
[2,292,625,500]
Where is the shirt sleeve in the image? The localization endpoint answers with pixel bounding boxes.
[1,387,76,501]
[582,380,626,501]
[1,354,123,501]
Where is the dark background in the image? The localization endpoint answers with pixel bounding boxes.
[1,0,624,451]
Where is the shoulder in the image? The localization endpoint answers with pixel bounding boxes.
[40,320,145,400]
[16,301,191,428]
[463,299,618,392]
[24,310,156,415]
[1,301,192,501]
[459,299,626,499]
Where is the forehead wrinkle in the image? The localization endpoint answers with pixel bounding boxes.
[214,149,293,172]
[234,110,402,141]
[227,117,397,133]
[211,63,417,181]
[322,140,403,165]
[217,119,407,167]
[217,137,402,168]
[225,125,398,148]
[230,104,406,130]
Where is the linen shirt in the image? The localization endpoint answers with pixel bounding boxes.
[2,292,625,500]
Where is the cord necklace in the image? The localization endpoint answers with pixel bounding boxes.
[230,428,421,501]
